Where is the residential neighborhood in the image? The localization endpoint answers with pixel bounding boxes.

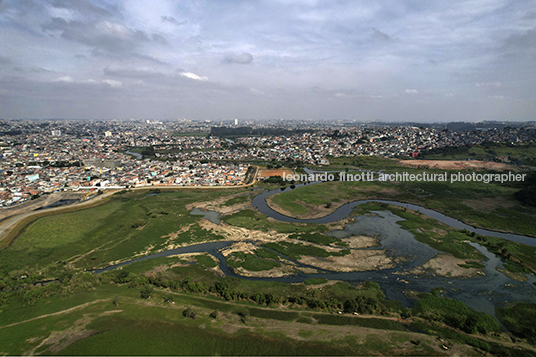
[1,119,535,207]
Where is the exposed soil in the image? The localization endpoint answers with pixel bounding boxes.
[340,235,379,248]
[161,223,195,248]
[198,219,292,244]
[496,268,529,282]
[258,168,294,179]
[408,253,482,278]
[299,249,396,273]
[231,265,298,278]
[220,242,313,278]
[24,310,122,355]
[220,241,259,256]
[182,298,478,356]
[398,159,517,171]
[142,252,218,277]
[185,192,252,216]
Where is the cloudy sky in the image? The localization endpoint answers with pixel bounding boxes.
[0,0,535,122]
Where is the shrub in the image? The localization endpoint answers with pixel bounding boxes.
[183,307,197,319]
[140,286,153,299]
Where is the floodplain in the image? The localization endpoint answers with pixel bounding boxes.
[0,158,535,356]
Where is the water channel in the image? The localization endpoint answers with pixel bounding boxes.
[124,150,143,160]
[93,180,536,316]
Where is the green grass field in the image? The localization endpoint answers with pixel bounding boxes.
[0,189,236,275]
[222,209,328,233]
[227,252,281,271]
[262,241,350,261]
[1,178,536,355]
[223,195,251,206]
[420,141,536,166]
[269,177,536,237]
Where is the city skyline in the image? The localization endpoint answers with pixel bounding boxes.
[1,0,535,122]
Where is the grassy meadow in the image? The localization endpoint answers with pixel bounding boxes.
[0,189,241,276]
[1,173,536,355]
[269,174,536,237]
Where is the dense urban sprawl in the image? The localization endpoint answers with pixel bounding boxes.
[1,119,535,207]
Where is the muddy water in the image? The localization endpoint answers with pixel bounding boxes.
[92,204,535,316]
[252,183,536,245]
[92,181,536,315]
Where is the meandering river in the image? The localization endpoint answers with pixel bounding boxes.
[93,181,536,316]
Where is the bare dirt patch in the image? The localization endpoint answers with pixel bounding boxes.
[244,315,475,356]
[25,310,122,355]
[258,168,294,179]
[161,223,195,247]
[399,159,516,171]
[221,242,259,256]
[232,265,298,278]
[497,268,528,282]
[185,192,252,215]
[341,235,379,248]
[198,219,292,244]
[299,249,395,272]
[142,253,217,277]
[409,254,482,278]
[297,279,344,290]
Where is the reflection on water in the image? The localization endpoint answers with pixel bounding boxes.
[91,184,536,317]
[327,210,438,267]
[124,150,142,159]
[252,183,536,246]
[190,208,221,224]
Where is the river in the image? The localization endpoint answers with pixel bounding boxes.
[93,181,536,316]
[124,150,143,160]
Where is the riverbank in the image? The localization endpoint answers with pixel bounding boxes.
[0,166,261,248]
[265,176,536,237]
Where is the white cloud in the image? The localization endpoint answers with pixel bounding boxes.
[476,82,501,88]
[0,0,534,121]
[103,79,122,88]
[53,76,74,82]
[180,72,209,81]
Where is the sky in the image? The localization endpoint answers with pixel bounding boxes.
[0,0,535,122]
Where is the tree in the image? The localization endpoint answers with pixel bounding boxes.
[112,296,120,307]
[140,286,153,299]
[237,309,250,323]
[183,307,196,319]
